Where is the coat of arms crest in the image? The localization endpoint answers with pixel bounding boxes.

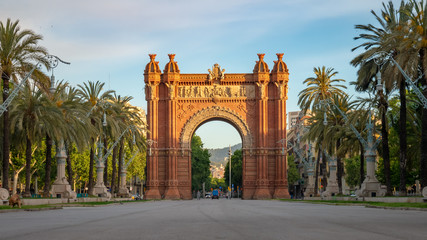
[208,63,225,82]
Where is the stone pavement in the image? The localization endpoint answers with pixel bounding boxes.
[0,199,426,240]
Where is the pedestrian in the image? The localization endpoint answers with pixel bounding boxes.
[197,190,201,200]
[301,189,304,200]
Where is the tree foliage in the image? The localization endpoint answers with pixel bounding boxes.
[191,135,211,191]
[224,149,243,190]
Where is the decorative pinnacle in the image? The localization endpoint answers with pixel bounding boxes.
[168,54,175,61]
[149,54,156,61]
[276,53,284,61]
[257,53,265,61]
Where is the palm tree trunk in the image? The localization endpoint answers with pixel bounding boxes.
[23,136,32,197]
[2,71,10,190]
[399,80,407,196]
[421,88,427,189]
[336,140,342,195]
[65,142,74,188]
[103,137,108,187]
[359,143,365,187]
[419,48,427,189]
[117,140,124,189]
[380,92,392,195]
[111,145,118,194]
[43,134,53,197]
[314,148,321,195]
[88,139,94,194]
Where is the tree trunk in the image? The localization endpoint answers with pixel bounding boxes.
[111,145,118,194]
[419,48,427,188]
[43,134,53,197]
[399,80,407,196]
[65,142,74,188]
[12,173,18,195]
[2,71,10,190]
[321,151,327,189]
[360,143,365,187]
[421,88,427,188]
[23,136,32,197]
[103,136,108,187]
[117,140,124,189]
[88,139,94,194]
[379,91,392,195]
[336,140,342,195]
[314,148,321,196]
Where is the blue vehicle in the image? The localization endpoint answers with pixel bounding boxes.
[212,190,219,199]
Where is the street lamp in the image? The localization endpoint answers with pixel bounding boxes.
[229,145,232,199]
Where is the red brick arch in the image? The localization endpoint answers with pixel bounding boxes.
[144,53,290,199]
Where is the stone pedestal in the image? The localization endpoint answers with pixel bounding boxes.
[89,162,111,199]
[51,141,76,199]
[0,188,9,201]
[322,163,339,198]
[118,171,131,197]
[304,170,316,197]
[421,186,427,198]
[355,153,386,197]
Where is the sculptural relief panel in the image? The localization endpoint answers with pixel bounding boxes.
[177,85,255,99]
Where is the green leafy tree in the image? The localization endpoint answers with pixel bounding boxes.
[344,156,361,189]
[224,149,243,190]
[287,154,300,189]
[191,135,211,191]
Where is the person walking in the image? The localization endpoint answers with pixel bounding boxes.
[197,190,201,200]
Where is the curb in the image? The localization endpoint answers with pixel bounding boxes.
[365,205,427,211]
[0,206,63,213]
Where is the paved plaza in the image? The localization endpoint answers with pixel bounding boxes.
[0,199,426,240]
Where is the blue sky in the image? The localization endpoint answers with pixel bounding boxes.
[1,0,396,149]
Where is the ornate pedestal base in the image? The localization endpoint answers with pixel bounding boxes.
[321,183,339,198]
[355,177,386,197]
[90,184,111,199]
[164,187,181,200]
[0,188,10,201]
[144,187,162,200]
[51,184,77,199]
[253,186,271,199]
[273,187,290,199]
[118,187,131,197]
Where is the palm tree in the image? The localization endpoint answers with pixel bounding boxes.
[109,94,146,192]
[298,66,347,195]
[351,1,414,195]
[50,82,92,190]
[77,81,114,194]
[400,0,427,189]
[9,83,62,197]
[298,66,347,113]
[0,18,49,190]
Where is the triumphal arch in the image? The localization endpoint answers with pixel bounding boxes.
[143,53,290,200]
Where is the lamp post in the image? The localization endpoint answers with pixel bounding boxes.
[118,150,139,197]
[229,145,232,199]
[323,99,385,197]
[42,55,77,199]
[91,124,139,198]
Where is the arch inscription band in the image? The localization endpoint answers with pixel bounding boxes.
[144,53,290,199]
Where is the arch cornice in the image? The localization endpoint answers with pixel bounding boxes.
[179,106,253,150]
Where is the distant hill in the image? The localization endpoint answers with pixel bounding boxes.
[208,143,242,165]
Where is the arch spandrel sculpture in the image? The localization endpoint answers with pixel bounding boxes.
[144,53,290,200]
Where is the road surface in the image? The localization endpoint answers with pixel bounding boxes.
[0,199,426,240]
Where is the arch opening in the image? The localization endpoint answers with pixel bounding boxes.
[191,120,243,199]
